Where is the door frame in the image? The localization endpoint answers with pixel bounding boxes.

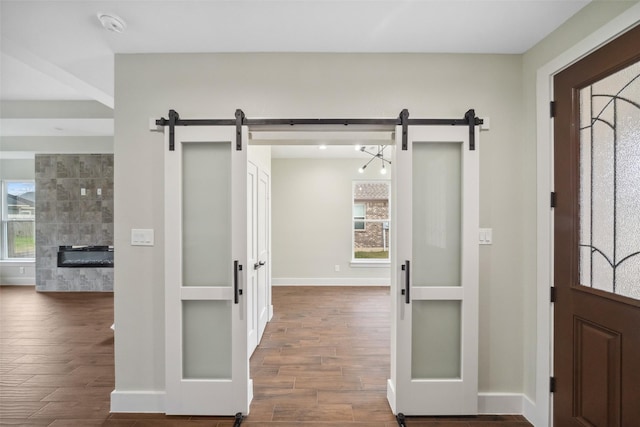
[535,8,640,426]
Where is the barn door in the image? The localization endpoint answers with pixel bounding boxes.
[164,125,251,415]
[389,125,479,415]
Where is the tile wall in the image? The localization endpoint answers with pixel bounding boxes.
[35,154,114,291]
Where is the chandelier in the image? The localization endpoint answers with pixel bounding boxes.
[357,145,391,175]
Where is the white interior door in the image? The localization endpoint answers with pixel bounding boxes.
[248,162,271,353]
[256,168,271,339]
[247,161,258,355]
[164,125,252,416]
[388,125,479,415]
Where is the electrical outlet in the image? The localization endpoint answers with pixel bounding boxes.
[334,264,340,272]
[19,266,25,274]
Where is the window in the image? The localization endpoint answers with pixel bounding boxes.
[352,181,390,261]
[353,203,366,230]
[2,181,36,259]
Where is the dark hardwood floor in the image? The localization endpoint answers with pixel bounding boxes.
[0,285,532,426]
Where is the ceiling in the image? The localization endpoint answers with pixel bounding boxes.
[0,0,591,152]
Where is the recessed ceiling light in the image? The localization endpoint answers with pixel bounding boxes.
[97,13,127,33]
[318,145,327,150]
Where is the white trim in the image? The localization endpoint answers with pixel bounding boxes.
[349,261,390,268]
[523,394,537,426]
[110,390,165,413]
[272,277,389,286]
[535,6,640,427]
[386,379,397,414]
[478,393,524,415]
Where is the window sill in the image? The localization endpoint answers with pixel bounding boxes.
[350,260,390,268]
[0,259,35,264]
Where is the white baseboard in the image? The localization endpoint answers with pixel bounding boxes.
[522,394,538,426]
[386,379,397,414]
[109,389,534,420]
[272,277,389,286]
[110,390,165,413]
[478,393,525,415]
[0,278,35,286]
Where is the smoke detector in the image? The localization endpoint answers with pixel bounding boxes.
[97,13,127,33]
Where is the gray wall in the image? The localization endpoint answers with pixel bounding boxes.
[271,158,390,284]
[35,154,114,291]
[114,52,524,394]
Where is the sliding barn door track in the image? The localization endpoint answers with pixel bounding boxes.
[155,108,482,152]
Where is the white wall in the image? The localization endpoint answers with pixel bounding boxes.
[272,157,390,285]
[114,52,524,401]
[0,159,34,180]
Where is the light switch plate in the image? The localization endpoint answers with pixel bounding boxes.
[479,228,493,245]
[131,229,154,246]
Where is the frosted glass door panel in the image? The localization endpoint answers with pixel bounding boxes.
[411,300,461,379]
[579,60,640,300]
[182,142,231,287]
[182,300,232,379]
[412,142,462,287]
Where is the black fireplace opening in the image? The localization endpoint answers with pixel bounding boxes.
[57,246,114,268]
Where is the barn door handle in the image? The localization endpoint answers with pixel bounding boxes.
[401,260,410,304]
[234,260,243,304]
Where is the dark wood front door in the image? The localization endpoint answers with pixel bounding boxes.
[553,25,640,427]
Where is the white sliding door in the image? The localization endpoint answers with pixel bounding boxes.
[388,125,479,415]
[164,125,251,415]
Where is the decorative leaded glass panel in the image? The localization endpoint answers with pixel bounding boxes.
[579,60,640,300]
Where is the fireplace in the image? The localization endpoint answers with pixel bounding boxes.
[57,246,114,268]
